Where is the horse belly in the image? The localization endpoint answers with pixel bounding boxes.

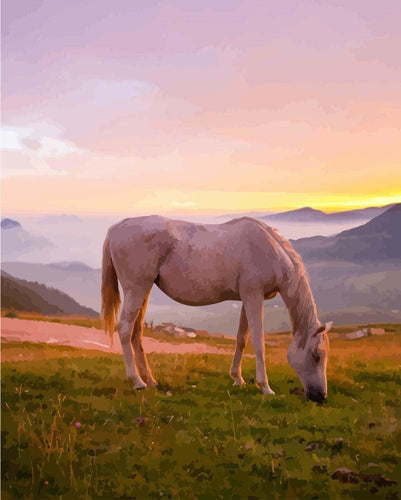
[157,255,239,306]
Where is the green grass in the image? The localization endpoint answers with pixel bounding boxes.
[2,332,401,499]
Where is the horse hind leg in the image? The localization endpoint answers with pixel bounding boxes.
[131,291,158,387]
[230,305,250,386]
[118,289,150,390]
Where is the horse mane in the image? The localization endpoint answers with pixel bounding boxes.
[258,221,320,338]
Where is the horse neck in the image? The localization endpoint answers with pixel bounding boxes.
[280,271,320,335]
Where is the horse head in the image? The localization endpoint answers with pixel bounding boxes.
[287,321,333,403]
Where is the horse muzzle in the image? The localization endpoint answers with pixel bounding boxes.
[306,387,327,404]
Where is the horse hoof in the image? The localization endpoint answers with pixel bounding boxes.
[146,379,159,388]
[261,387,276,396]
[134,382,147,390]
[232,379,246,386]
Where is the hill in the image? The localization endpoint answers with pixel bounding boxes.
[1,261,102,310]
[293,204,401,261]
[1,271,98,317]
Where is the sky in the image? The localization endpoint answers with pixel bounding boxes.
[1,0,401,215]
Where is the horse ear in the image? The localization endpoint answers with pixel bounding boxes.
[325,321,333,332]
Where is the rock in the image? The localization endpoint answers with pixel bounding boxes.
[369,327,386,335]
[312,463,328,474]
[305,442,319,451]
[361,474,396,487]
[346,330,369,339]
[332,467,359,484]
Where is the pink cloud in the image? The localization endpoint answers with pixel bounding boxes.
[1,0,400,212]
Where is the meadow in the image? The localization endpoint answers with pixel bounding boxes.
[1,326,401,499]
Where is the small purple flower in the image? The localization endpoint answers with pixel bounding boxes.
[136,416,148,427]
[75,422,82,429]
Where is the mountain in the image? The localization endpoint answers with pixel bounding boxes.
[1,219,53,260]
[305,261,401,310]
[217,211,273,220]
[293,204,401,261]
[260,204,395,225]
[338,203,401,238]
[1,218,22,230]
[1,261,102,310]
[1,271,98,317]
[48,261,94,272]
[262,207,327,223]
[325,204,394,222]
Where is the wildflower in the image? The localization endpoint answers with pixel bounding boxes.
[75,422,82,429]
[136,416,148,427]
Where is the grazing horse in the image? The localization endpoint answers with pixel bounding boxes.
[101,215,332,403]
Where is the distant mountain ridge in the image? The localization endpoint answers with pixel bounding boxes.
[1,218,22,230]
[1,271,98,317]
[1,218,53,259]
[48,261,94,272]
[293,203,401,261]
[261,204,395,224]
[262,207,327,222]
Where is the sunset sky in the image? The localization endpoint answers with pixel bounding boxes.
[2,0,400,215]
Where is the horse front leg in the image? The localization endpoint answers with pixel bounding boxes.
[241,291,275,396]
[230,305,250,386]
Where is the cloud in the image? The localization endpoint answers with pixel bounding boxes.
[1,127,31,151]
[1,124,84,177]
[39,136,82,158]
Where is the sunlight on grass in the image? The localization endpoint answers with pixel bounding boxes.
[1,330,401,498]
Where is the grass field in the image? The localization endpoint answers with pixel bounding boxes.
[1,326,401,499]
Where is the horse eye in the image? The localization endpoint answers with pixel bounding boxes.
[312,352,321,363]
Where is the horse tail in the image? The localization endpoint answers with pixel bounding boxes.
[101,233,121,345]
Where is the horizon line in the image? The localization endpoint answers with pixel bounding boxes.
[2,201,398,219]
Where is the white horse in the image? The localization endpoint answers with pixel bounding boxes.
[101,215,332,403]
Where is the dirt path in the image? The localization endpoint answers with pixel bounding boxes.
[1,318,234,356]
